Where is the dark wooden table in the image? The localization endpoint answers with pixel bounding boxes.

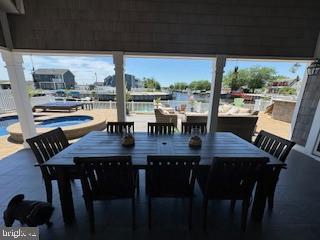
[42,131,284,224]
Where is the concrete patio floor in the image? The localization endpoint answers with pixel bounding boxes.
[0,148,319,239]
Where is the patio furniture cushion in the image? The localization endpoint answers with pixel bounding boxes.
[184,114,258,141]
[225,106,240,115]
[154,108,177,127]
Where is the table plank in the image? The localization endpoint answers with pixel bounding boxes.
[43,131,284,167]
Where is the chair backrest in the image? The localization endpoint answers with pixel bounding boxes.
[217,116,258,141]
[185,115,258,141]
[154,108,178,127]
[26,127,69,164]
[106,121,134,133]
[254,130,295,163]
[26,128,69,178]
[203,157,268,199]
[181,122,207,134]
[74,156,135,199]
[147,122,175,134]
[146,155,200,197]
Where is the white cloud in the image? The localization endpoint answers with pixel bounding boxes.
[22,55,115,84]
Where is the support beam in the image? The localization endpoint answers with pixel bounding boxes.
[113,51,126,122]
[2,51,37,146]
[207,56,226,133]
[0,11,13,49]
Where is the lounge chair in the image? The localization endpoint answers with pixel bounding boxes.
[154,108,178,127]
[185,114,258,141]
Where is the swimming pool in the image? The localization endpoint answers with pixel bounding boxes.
[0,115,93,136]
[0,116,19,136]
[37,116,93,128]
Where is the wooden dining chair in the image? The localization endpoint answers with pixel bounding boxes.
[181,122,207,134]
[74,156,138,233]
[146,155,200,229]
[26,127,77,203]
[197,157,268,231]
[106,121,134,133]
[147,122,175,134]
[253,130,295,209]
[106,121,139,195]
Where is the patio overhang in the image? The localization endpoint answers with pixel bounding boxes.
[0,0,319,160]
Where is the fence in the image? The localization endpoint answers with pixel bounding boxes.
[0,90,16,113]
[1,90,273,115]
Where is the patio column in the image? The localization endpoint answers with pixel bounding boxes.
[207,56,226,133]
[2,51,37,146]
[113,51,126,122]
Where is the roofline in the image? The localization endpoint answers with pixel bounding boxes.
[5,48,313,62]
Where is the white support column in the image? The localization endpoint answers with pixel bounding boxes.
[113,51,126,122]
[207,56,226,133]
[2,51,37,146]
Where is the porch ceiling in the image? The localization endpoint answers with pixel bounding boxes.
[0,0,319,58]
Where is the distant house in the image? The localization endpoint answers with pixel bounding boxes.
[0,80,11,90]
[267,77,301,94]
[32,69,75,90]
[104,74,143,90]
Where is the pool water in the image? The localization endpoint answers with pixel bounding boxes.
[37,116,92,128]
[0,116,19,136]
[0,115,93,136]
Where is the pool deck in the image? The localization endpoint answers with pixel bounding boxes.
[0,109,117,159]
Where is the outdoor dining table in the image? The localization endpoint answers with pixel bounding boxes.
[41,131,285,224]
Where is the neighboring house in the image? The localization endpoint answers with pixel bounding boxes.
[32,69,75,90]
[0,80,11,90]
[104,74,143,90]
[267,77,300,94]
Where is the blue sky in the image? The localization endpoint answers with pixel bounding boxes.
[0,55,308,87]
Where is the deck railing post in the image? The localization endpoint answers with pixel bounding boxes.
[207,56,226,133]
[113,52,126,121]
[1,51,37,147]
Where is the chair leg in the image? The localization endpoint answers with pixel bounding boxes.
[85,199,95,233]
[132,198,136,230]
[188,197,193,230]
[44,179,52,203]
[268,187,275,210]
[241,199,250,231]
[136,171,140,196]
[230,199,236,212]
[202,198,208,231]
[148,197,152,229]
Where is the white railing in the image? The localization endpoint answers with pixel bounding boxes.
[0,90,16,113]
[126,102,155,113]
[0,91,271,115]
[92,101,117,109]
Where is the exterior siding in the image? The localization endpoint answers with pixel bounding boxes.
[0,23,5,47]
[62,71,76,89]
[6,0,320,58]
[292,74,320,145]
